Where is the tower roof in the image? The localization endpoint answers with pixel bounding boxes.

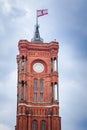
[31,23,43,43]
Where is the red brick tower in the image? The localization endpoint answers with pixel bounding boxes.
[15,23,61,130]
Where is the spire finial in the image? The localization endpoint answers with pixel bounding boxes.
[31,10,43,42]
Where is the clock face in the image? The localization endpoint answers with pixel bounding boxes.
[33,62,44,73]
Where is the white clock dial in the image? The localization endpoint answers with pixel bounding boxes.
[33,63,44,73]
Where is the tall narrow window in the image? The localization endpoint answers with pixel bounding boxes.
[21,56,25,71]
[54,58,57,71]
[32,120,38,130]
[51,58,53,72]
[21,55,27,71]
[54,83,58,101]
[34,79,38,91]
[34,79,38,102]
[41,120,46,130]
[40,79,43,91]
[40,79,44,102]
[18,82,21,101]
[20,80,27,101]
[21,80,25,100]
[51,82,53,102]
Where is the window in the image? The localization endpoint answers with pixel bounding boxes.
[54,83,58,101]
[18,82,21,101]
[32,120,38,130]
[21,55,27,71]
[51,58,53,72]
[41,120,46,130]
[21,55,27,62]
[40,93,44,102]
[34,79,38,91]
[19,80,27,101]
[22,56,25,62]
[21,80,25,86]
[34,79,38,102]
[54,58,57,71]
[40,79,43,92]
[40,79,44,102]
[34,93,37,102]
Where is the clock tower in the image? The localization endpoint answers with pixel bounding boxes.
[15,23,61,130]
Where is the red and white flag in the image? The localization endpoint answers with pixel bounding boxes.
[37,9,48,17]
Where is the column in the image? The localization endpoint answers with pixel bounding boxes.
[48,116,51,130]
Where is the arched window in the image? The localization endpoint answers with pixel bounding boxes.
[41,120,46,130]
[53,57,58,72]
[54,83,58,101]
[22,55,25,62]
[40,79,44,102]
[21,55,27,62]
[21,55,27,71]
[21,80,25,86]
[32,120,38,130]
[34,79,38,102]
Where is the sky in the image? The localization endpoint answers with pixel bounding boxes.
[0,0,87,130]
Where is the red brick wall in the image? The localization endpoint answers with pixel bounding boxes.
[15,40,61,130]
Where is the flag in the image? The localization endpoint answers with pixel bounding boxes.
[37,9,48,17]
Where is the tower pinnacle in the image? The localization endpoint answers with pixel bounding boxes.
[31,10,45,43]
[31,23,43,42]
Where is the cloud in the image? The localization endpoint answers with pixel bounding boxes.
[10,7,26,17]
[60,77,87,115]
[0,124,11,130]
[59,43,87,130]
[0,70,17,129]
[0,20,5,36]
[0,0,11,15]
[0,0,87,130]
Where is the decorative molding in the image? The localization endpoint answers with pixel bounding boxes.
[29,51,50,57]
[17,114,58,117]
[18,103,59,108]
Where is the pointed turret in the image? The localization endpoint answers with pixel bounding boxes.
[31,10,43,43]
[31,23,43,42]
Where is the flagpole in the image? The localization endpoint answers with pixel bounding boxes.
[36,10,38,26]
